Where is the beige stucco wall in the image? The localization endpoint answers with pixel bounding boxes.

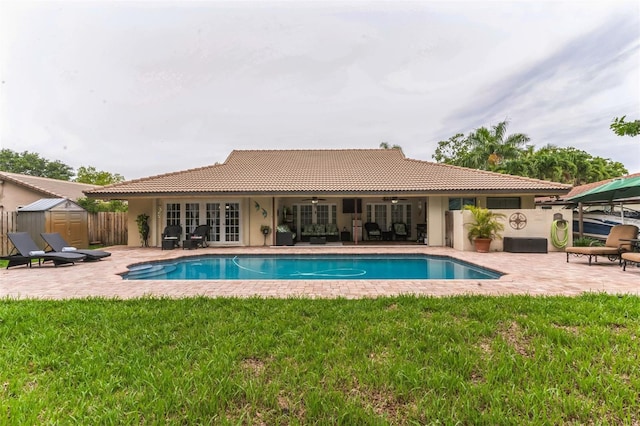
[127,198,154,247]
[453,208,572,252]
[248,197,275,246]
[0,181,48,212]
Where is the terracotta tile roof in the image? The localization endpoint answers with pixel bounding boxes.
[0,171,99,200]
[86,149,572,197]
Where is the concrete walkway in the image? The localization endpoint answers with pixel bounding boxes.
[1,245,638,299]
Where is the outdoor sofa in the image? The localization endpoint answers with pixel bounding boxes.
[300,223,339,242]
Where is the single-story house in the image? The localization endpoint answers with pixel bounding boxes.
[85,149,572,250]
[0,171,99,212]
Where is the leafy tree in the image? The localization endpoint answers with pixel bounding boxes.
[0,149,74,180]
[432,133,470,164]
[610,116,640,137]
[74,167,127,213]
[76,197,128,213]
[433,123,627,184]
[379,142,403,150]
[75,166,125,185]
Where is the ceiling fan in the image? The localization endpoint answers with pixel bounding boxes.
[302,196,327,204]
[383,196,408,204]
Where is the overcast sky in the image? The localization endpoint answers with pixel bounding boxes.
[1,0,639,181]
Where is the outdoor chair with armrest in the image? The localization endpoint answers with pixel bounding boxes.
[392,222,409,241]
[162,225,182,249]
[189,225,211,248]
[364,222,382,240]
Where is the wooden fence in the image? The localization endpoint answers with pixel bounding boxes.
[88,212,128,246]
[0,211,18,257]
[0,211,128,256]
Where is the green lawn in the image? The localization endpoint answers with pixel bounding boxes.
[1,294,638,424]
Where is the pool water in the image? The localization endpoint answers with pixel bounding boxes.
[122,254,502,280]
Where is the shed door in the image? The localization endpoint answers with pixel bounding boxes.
[68,211,88,248]
[50,212,88,248]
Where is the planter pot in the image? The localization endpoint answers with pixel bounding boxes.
[473,238,492,253]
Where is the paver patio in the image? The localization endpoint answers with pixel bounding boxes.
[1,245,638,299]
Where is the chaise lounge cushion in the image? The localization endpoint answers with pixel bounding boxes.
[622,252,640,271]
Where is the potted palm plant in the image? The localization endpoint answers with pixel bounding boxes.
[464,205,505,252]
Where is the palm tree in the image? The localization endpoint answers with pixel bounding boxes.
[464,120,530,171]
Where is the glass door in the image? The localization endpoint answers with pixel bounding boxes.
[224,202,240,242]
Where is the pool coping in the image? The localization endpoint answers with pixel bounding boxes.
[1,245,639,299]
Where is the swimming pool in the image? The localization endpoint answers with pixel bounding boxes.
[122,254,502,280]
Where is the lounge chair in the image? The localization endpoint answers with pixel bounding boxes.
[40,233,111,261]
[162,225,182,249]
[566,224,638,265]
[189,225,211,248]
[2,232,86,269]
[392,222,409,240]
[364,222,382,240]
[622,252,640,271]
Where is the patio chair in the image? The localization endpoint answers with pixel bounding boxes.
[40,233,111,261]
[276,224,296,246]
[189,225,211,248]
[622,252,640,271]
[162,225,182,249]
[364,222,382,240]
[392,222,409,240]
[2,232,86,269]
[566,224,638,265]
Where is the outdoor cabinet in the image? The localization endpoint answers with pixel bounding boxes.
[503,237,548,253]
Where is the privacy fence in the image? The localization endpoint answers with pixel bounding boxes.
[0,212,128,256]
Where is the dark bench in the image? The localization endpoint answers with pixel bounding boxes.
[503,237,548,253]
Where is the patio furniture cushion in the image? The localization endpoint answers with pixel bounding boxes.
[622,252,640,271]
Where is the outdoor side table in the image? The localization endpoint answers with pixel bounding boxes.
[182,239,197,250]
[162,239,176,250]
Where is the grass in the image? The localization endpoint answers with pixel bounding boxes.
[1,294,639,424]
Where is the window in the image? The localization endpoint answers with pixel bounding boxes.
[166,203,181,226]
[225,203,240,242]
[448,198,476,211]
[185,203,200,233]
[206,203,221,242]
[487,197,521,209]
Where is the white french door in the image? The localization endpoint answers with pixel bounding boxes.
[164,200,241,244]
